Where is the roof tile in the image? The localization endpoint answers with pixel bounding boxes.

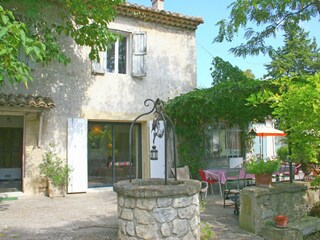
[0,93,55,109]
[115,3,203,30]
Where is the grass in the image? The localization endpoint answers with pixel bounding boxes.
[199,199,215,239]
[200,221,215,240]
[0,197,18,201]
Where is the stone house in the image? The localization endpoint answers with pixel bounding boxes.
[0,0,203,195]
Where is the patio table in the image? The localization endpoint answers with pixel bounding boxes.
[205,169,255,185]
[204,169,227,184]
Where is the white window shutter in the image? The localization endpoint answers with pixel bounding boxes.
[132,32,147,78]
[91,51,106,74]
[67,118,88,193]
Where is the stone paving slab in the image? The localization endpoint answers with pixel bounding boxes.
[201,195,263,240]
[0,189,262,240]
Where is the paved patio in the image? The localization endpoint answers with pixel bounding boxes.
[0,189,262,239]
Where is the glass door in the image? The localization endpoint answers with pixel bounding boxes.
[87,122,141,188]
[0,116,23,193]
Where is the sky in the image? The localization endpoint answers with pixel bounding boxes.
[127,0,320,88]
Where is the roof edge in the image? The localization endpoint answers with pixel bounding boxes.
[0,93,55,109]
[115,3,204,30]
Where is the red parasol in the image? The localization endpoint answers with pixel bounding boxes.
[254,127,286,137]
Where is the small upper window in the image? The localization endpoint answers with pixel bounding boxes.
[107,36,127,74]
[92,32,147,77]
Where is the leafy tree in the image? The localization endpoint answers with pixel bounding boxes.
[0,0,125,86]
[248,74,320,164]
[243,69,255,79]
[214,0,320,57]
[265,25,320,79]
[271,74,320,163]
[210,56,249,85]
[0,5,45,87]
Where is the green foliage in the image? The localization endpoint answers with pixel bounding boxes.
[276,146,288,162]
[214,0,320,57]
[310,176,320,189]
[0,5,45,87]
[243,158,281,174]
[58,0,124,60]
[243,69,255,79]
[165,76,273,177]
[88,126,112,149]
[272,74,320,163]
[0,0,124,86]
[200,221,214,240]
[165,89,209,177]
[265,25,320,79]
[210,56,248,85]
[39,145,72,187]
[248,73,320,164]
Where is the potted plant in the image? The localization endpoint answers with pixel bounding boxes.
[243,157,281,187]
[39,145,72,197]
[274,215,288,228]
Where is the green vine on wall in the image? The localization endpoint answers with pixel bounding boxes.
[164,78,273,178]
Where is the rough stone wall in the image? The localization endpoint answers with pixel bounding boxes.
[114,179,201,240]
[239,182,311,234]
[117,194,200,240]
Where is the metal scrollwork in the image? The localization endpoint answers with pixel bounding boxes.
[129,98,177,184]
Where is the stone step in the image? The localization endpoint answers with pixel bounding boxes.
[259,216,320,240]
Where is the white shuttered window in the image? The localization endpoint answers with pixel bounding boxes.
[91,32,147,78]
[91,51,107,74]
[132,32,147,78]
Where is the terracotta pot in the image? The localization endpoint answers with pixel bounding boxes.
[274,215,288,228]
[255,173,272,187]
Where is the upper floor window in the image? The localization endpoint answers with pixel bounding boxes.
[92,32,147,78]
[107,36,127,74]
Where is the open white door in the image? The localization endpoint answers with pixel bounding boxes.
[149,121,165,178]
[67,118,88,193]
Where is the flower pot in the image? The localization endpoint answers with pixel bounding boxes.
[255,173,272,187]
[47,179,65,198]
[274,215,288,228]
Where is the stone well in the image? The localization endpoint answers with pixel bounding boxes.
[240,182,320,239]
[113,178,201,240]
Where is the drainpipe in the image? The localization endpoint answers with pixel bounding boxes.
[38,112,44,148]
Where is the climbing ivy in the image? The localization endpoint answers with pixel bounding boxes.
[165,78,273,178]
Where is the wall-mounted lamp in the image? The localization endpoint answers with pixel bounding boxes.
[150,145,158,160]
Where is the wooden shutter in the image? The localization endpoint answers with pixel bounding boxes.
[67,118,88,193]
[132,32,147,78]
[91,51,106,74]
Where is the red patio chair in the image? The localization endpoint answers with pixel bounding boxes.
[199,169,222,196]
